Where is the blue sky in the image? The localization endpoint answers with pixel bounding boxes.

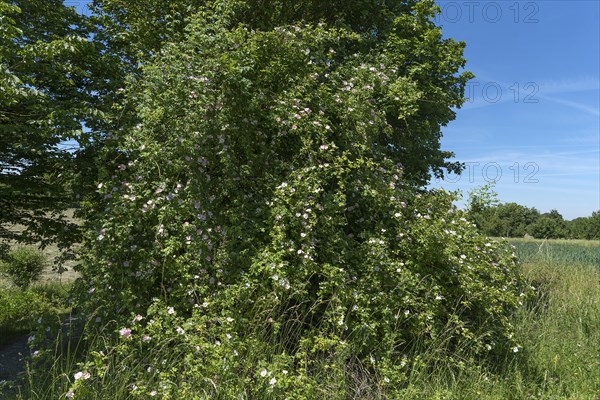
[429,0,600,219]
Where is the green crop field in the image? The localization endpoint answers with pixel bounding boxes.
[507,238,600,266]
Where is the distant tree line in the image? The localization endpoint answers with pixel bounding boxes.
[466,186,599,240]
[472,204,599,240]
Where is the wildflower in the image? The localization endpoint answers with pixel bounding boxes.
[260,369,268,377]
[74,371,90,381]
[269,377,277,386]
[65,391,75,398]
[149,390,157,396]
[167,307,175,315]
[513,346,519,353]
[119,328,132,338]
[176,326,185,335]
[142,335,152,342]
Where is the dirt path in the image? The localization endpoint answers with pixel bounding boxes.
[0,333,30,395]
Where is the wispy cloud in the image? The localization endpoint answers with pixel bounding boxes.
[537,77,600,94]
[537,95,600,117]
[457,76,600,115]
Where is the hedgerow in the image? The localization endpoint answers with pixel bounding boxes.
[59,3,529,397]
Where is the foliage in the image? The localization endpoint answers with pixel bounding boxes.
[22,242,600,399]
[0,246,46,289]
[466,185,596,240]
[488,203,541,238]
[466,183,501,234]
[529,212,568,240]
[0,0,121,264]
[567,211,600,240]
[466,183,500,214]
[74,186,529,398]
[64,3,530,397]
[0,282,69,346]
[0,289,46,344]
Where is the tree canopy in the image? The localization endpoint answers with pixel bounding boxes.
[0,0,120,260]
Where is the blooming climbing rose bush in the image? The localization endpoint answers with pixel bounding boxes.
[68,4,529,398]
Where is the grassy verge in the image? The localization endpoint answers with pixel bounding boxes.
[13,256,599,399]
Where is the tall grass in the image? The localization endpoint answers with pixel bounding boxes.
[390,253,600,399]
[9,244,600,399]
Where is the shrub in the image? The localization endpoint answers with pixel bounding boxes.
[65,2,528,398]
[0,247,46,289]
[72,176,529,398]
[0,288,51,345]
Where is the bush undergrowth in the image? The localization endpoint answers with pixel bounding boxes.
[17,255,599,399]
